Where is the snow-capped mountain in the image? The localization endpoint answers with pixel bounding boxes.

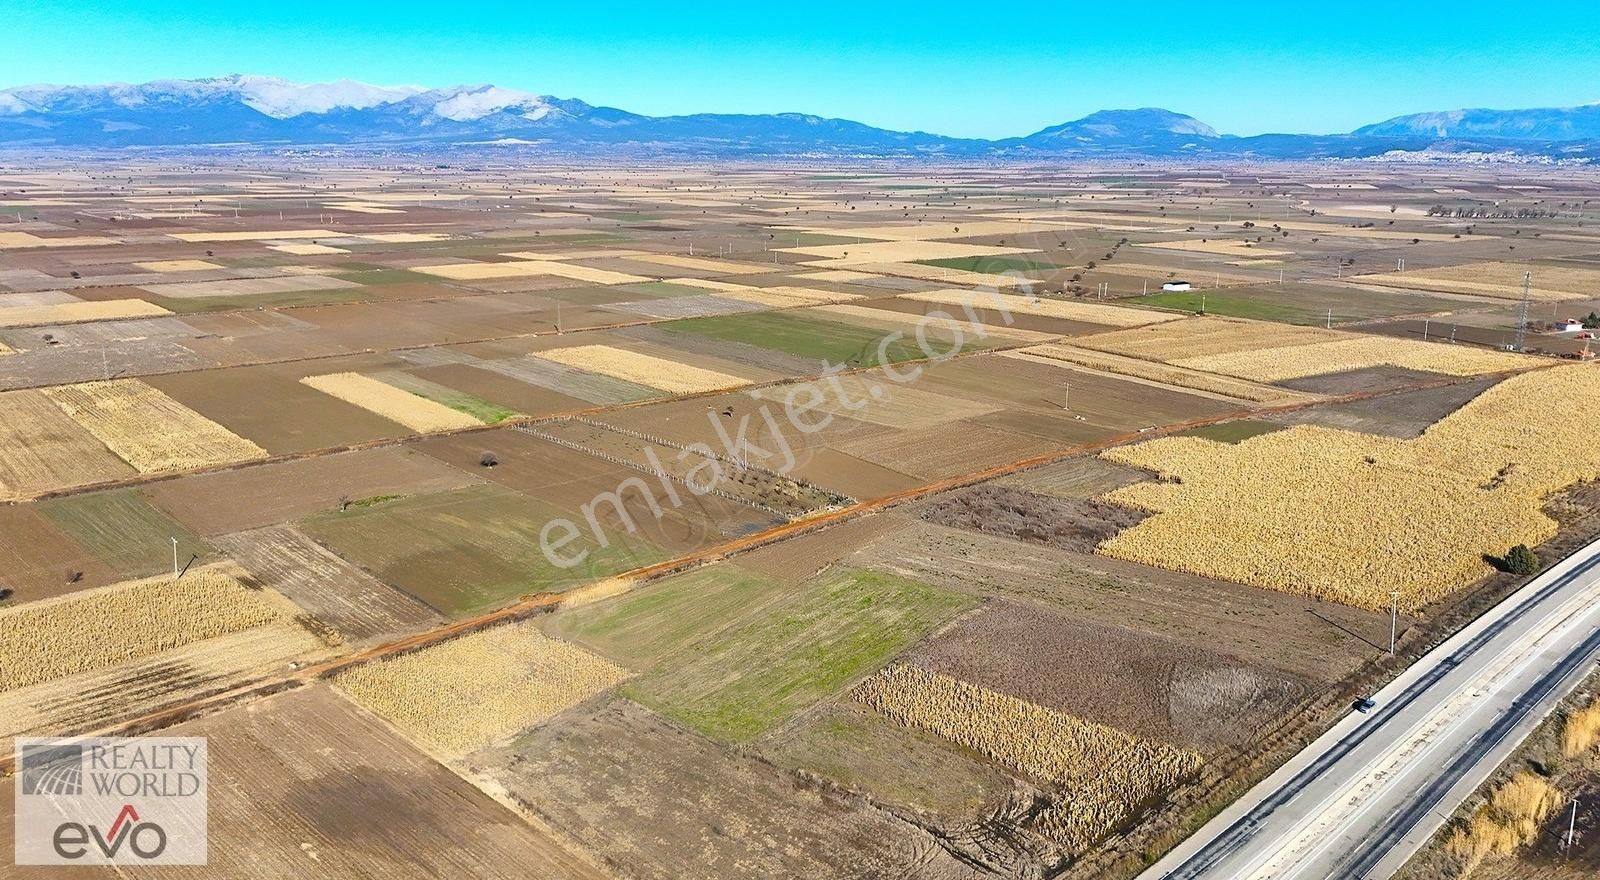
[1,76,1597,160]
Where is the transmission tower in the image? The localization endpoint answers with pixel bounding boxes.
[1513,272,1532,352]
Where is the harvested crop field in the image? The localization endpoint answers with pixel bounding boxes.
[920,484,1145,552]
[0,388,133,500]
[0,566,288,692]
[142,364,417,455]
[214,525,443,645]
[853,519,1387,682]
[0,685,613,879]
[1351,260,1600,301]
[855,663,1201,853]
[0,298,171,327]
[1264,377,1498,438]
[300,372,485,433]
[760,703,1013,821]
[835,420,1061,481]
[1099,364,1600,610]
[903,600,1310,753]
[144,446,481,535]
[467,697,987,880]
[1010,344,1321,405]
[336,620,628,756]
[995,456,1149,500]
[624,568,973,742]
[300,483,667,616]
[40,379,268,474]
[1173,334,1535,382]
[535,343,750,394]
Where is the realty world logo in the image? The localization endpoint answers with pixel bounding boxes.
[13,736,207,865]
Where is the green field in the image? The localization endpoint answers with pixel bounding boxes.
[147,288,372,315]
[662,311,998,368]
[335,268,438,286]
[1128,283,1464,326]
[624,568,973,742]
[301,484,665,617]
[375,371,519,424]
[916,255,1067,275]
[1174,420,1286,444]
[543,565,791,668]
[41,489,211,579]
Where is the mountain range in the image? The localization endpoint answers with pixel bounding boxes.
[1,75,1597,160]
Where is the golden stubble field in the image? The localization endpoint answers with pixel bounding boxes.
[855,663,1200,853]
[40,379,268,474]
[335,620,630,757]
[1098,364,1600,610]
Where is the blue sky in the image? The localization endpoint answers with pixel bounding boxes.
[7,0,1600,138]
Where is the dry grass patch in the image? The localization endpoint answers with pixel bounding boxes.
[335,621,628,756]
[0,567,286,692]
[0,299,171,327]
[268,242,348,255]
[855,663,1199,852]
[536,344,750,394]
[1353,261,1600,302]
[1563,699,1600,757]
[299,372,484,433]
[167,229,338,242]
[1446,772,1565,873]
[1099,364,1600,610]
[902,289,1177,328]
[42,379,268,474]
[134,260,224,272]
[1175,335,1535,382]
[627,253,774,274]
[0,232,117,248]
[1011,344,1320,404]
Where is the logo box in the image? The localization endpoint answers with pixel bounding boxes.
[13,736,207,866]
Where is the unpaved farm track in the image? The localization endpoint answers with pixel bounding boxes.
[0,366,1540,773]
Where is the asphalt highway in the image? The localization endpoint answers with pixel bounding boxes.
[1142,539,1600,880]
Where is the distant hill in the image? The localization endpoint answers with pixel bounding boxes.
[1,75,1596,161]
[1355,104,1600,141]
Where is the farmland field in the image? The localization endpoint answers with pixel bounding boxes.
[1100,364,1600,610]
[5,160,1598,879]
[300,483,667,616]
[336,620,628,756]
[624,568,974,742]
[660,309,1002,368]
[467,698,987,880]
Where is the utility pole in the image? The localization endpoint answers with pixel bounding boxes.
[1567,798,1578,850]
[1327,308,1333,330]
[1390,591,1399,654]
[1423,319,1431,342]
[1513,272,1532,352]
[171,537,179,579]
[1062,382,1070,411]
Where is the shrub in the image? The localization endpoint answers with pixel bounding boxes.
[1505,544,1539,576]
